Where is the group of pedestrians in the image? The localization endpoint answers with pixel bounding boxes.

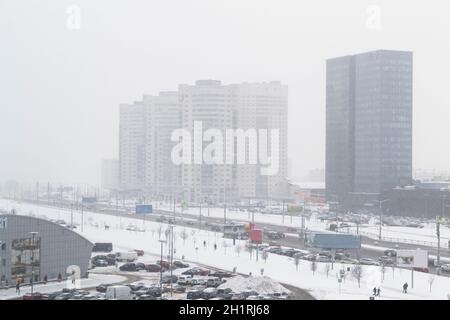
[372,287,381,297]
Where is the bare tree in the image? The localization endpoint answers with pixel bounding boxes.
[294,256,300,271]
[324,263,331,278]
[427,275,435,292]
[179,229,189,246]
[310,261,317,275]
[380,265,387,282]
[351,265,363,288]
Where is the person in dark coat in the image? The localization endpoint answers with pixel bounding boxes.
[15,280,20,295]
[376,287,381,297]
[373,287,377,296]
[403,282,408,293]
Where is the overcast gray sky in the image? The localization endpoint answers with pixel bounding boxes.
[1,0,449,185]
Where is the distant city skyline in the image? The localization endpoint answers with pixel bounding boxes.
[1,1,450,186]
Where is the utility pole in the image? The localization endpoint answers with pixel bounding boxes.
[169,225,174,298]
[374,199,389,241]
[199,201,202,230]
[158,240,166,299]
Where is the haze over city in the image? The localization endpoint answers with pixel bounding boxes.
[1,0,450,186]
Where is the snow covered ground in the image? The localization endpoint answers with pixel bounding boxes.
[1,198,450,300]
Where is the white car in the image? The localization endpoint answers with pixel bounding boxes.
[441,264,450,273]
[359,258,379,266]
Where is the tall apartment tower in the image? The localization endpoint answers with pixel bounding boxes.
[234,82,289,201]
[119,101,146,190]
[326,50,413,202]
[144,92,181,197]
[179,80,234,203]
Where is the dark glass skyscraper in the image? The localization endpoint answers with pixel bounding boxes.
[326,50,413,202]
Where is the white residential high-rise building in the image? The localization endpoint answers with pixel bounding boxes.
[234,82,289,201]
[179,80,234,203]
[119,101,146,190]
[144,92,181,197]
[119,80,289,203]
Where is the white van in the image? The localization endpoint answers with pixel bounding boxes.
[116,251,138,262]
[105,285,132,300]
[177,275,191,285]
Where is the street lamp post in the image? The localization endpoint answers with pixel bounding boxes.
[30,231,38,298]
[158,239,166,298]
[169,225,175,298]
[374,199,389,241]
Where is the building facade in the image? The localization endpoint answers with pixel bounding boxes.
[119,101,146,191]
[0,214,93,286]
[326,50,413,204]
[119,80,289,204]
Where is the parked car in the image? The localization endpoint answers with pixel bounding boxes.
[206,277,223,287]
[315,255,332,263]
[145,264,163,272]
[92,242,113,253]
[359,258,379,266]
[440,264,450,273]
[340,258,358,265]
[96,284,109,293]
[127,283,147,292]
[134,249,145,256]
[383,249,397,257]
[186,290,203,300]
[378,256,395,265]
[173,261,189,268]
[105,285,133,300]
[157,260,172,269]
[302,254,317,261]
[182,267,210,276]
[135,262,146,271]
[116,251,138,262]
[210,271,233,278]
[161,275,178,284]
[201,287,218,299]
[92,259,109,267]
[119,263,137,272]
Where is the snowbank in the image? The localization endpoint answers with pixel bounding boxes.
[218,275,290,294]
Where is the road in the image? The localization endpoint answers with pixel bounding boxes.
[9,197,450,277]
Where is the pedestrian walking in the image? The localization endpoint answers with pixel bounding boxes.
[373,287,377,296]
[376,287,381,297]
[15,280,20,295]
[403,282,408,293]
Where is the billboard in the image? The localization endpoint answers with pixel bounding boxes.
[307,232,361,249]
[135,204,153,214]
[396,249,428,268]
